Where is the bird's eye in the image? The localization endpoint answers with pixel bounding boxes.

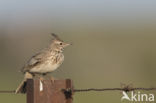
[60,43,63,45]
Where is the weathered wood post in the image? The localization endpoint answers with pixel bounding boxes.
[26,79,73,103]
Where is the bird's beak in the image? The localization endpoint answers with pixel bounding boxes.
[63,42,72,47]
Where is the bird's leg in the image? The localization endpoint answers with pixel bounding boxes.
[42,73,55,82]
[46,73,56,83]
[40,73,56,84]
[50,76,55,84]
[39,73,45,81]
[33,73,44,84]
[31,73,44,92]
[42,73,47,76]
[32,73,37,79]
[34,73,45,92]
[32,73,41,79]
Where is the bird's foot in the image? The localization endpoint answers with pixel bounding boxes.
[50,76,56,84]
[39,76,45,81]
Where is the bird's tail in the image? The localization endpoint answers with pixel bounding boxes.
[15,72,33,94]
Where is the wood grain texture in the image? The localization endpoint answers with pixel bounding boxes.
[26,79,73,103]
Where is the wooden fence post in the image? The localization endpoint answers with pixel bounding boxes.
[26,79,73,103]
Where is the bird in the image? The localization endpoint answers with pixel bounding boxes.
[15,33,71,94]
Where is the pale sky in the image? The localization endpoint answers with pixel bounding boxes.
[0,0,156,36]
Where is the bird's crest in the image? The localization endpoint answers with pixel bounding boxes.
[51,33,63,41]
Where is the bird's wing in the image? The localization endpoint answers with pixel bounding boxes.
[21,50,48,72]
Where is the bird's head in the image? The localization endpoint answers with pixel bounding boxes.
[50,33,71,52]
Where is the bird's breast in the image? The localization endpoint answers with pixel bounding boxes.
[30,53,64,73]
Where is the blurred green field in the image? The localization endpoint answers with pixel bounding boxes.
[0,34,156,103]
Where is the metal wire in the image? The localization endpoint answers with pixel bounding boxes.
[0,87,156,93]
[74,87,156,92]
[0,90,15,93]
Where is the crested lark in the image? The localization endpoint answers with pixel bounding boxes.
[15,33,71,93]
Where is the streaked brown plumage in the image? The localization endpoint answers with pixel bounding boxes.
[15,33,71,93]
